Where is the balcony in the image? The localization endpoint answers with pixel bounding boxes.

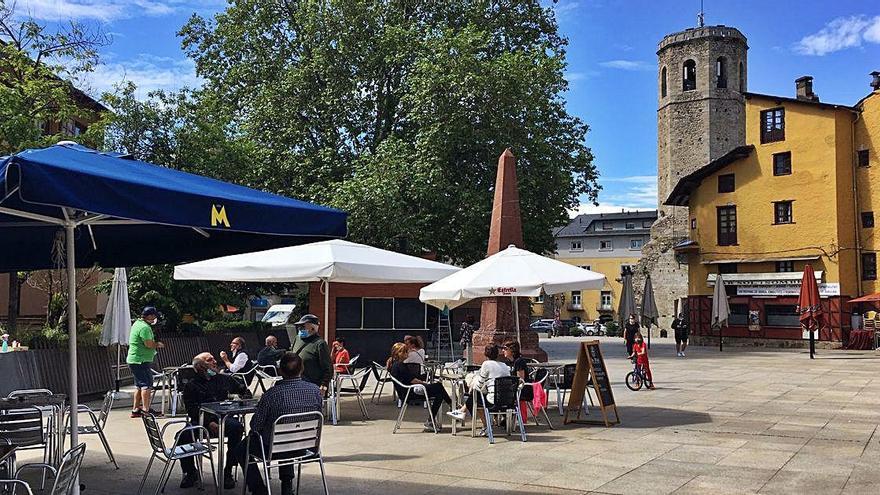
[567,303,584,311]
[596,303,613,312]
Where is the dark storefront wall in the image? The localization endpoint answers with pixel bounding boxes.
[308,282,482,364]
[688,295,848,342]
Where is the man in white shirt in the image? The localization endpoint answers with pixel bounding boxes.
[220,336,250,373]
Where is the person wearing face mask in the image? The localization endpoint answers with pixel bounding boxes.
[290,314,332,395]
[126,306,165,418]
[178,352,252,489]
[628,332,655,389]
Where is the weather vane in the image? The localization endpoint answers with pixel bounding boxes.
[697,0,705,27]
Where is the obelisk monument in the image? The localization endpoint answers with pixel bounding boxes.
[471,149,548,363]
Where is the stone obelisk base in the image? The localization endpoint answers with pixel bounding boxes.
[472,297,547,364]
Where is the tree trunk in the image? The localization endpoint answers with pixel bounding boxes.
[6,272,20,332]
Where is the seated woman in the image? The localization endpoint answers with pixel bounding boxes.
[387,342,451,430]
[446,344,510,433]
[402,335,426,364]
[331,336,351,373]
[502,341,533,401]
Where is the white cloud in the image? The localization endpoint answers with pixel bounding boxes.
[599,60,653,71]
[794,15,880,55]
[80,54,202,98]
[14,0,224,22]
[568,175,658,217]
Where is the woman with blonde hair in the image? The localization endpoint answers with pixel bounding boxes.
[387,342,451,430]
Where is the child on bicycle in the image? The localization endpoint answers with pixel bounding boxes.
[629,331,655,389]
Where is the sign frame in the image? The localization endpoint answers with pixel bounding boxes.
[564,340,620,427]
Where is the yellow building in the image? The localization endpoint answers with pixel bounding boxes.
[534,211,657,323]
[667,75,880,343]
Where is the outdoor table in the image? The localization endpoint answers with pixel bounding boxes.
[0,394,66,467]
[199,399,258,495]
[530,362,570,415]
[846,329,875,350]
[437,371,467,435]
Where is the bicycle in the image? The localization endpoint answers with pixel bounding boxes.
[625,357,652,391]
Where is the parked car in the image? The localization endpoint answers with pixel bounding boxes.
[577,321,607,336]
[529,319,554,332]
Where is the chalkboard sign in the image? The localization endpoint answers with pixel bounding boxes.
[564,340,620,427]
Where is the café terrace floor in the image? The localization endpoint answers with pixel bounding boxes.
[15,336,880,495]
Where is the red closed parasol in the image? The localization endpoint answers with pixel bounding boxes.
[797,264,824,359]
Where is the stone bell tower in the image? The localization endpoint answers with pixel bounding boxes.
[636,25,748,331]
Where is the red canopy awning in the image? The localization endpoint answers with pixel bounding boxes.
[797,264,825,330]
[846,292,880,304]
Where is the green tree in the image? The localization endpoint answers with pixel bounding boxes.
[179,0,599,265]
[1,1,108,331]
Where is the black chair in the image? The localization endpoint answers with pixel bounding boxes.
[0,407,53,486]
[474,376,526,444]
[369,362,394,404]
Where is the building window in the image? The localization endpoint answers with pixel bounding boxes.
[690,218,697,230]
[858,149,870,167]
[862,212,874,228]
[600,291,612,307]
[738,61,745,91]
[630,238,643,250]
[642,220,653,228]
[599,240,612,251]
[766,305,800,327]
[718,174,735,193]
[863,253,877,280]
[729,304,749,325]
[579,265,591,271]
[682,59,696,91]
[571,291,582,306]
[761,108,785,143]
[776,261,794,272]
[602,222,613,230]
[625,222,635,230]
[534,294,544,303]
[774,201,793,224]
[773,152,792,176]
[718,263,738,274]
[716,57,727,88]
[717,206,737,246]
[570,240,582,251]
[660,67,667,97]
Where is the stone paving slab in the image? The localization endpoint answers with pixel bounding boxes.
[10,337,879,494]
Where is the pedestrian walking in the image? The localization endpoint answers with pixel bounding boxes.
[624,313,640,356]
[459,314,477,365]
[672,312,689,357]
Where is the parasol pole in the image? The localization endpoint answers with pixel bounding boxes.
[512,295,521,345]
[116,343,121,392]
[808,320,815,359]
[65,219,80,495]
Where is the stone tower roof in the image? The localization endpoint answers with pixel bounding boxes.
[657,25,748,53]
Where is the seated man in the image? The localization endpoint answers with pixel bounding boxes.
[236,352,322,495]
[256,335,286,369]
[220,336,250,373]
[179,352,252,490]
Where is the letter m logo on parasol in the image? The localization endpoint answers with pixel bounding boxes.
[211,204,231,228]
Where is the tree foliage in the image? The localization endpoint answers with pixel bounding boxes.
[0,0,108,154]
[179,0,599,264]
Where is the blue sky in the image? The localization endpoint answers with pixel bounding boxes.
[16,1,880,215]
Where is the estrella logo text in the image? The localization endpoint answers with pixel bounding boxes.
[210,204,231,228]
[489,287,517,295]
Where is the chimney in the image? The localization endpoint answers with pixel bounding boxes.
[871,71,880,91]
[795,76,819,102]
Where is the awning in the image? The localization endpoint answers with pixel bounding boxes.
[707,271,823,286]
[702,256,820,265]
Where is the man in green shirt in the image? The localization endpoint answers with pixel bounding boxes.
[290,314,332,395]
[127,307,165,418]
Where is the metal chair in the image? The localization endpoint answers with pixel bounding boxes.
[137,414,217,495]
[169,366,198,417]
[474,376,527,444]
[64,391,118,468]
[0,443,86,495]
[331,357,369,421]
[242,411,329,495]
[252,365,283,395]
[387,374,439,434]
[519,371,554,430]
[369,361,394,404]
[0,406,53,487]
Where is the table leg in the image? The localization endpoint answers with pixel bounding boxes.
[217,413,226,495]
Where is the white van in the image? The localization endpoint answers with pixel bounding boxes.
[260,304,297,327]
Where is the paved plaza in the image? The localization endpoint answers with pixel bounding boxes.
[17,337,879,494]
